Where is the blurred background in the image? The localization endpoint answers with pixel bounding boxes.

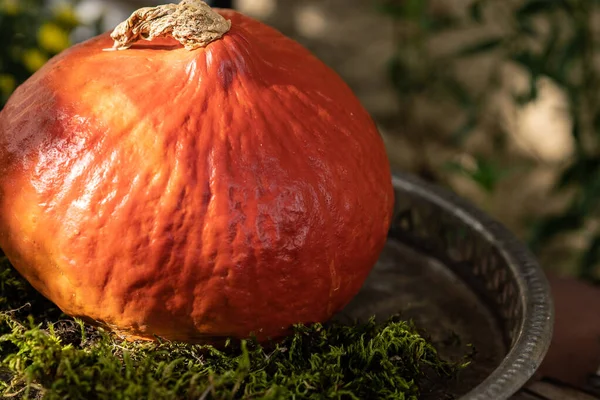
[1,0,599,282]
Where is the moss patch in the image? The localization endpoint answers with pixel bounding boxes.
[0,254,470,399]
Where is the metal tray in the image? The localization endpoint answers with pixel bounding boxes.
[334,172,554,400]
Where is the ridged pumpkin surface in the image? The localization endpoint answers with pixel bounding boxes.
[0,9,394,342]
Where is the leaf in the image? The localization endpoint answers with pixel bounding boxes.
[570,114,582,152]
[580,234,600,281]
[375,3,405,18]
[514,75,539,105]
[444,156,510,193]
[513,18,562,83]
[517,18,538,36]
[387,54,429,95]
[542,17,561,61]
[555,31,584,84]
[556,156,600,190]
[426,14,459,32]
[594,107,600,135]
[510,51,541,104]
[404,0,427,21]
[469,0,484,23]
[437,77,477,142]
[451,112,478,144]
[456,38,504,57]
[471,158,511,193]
[510,51,538,70]
[529,208,585,251]
[375,0,426,21]
[516,0,563,19]
[443,77,473,107]
[388,55,411,94]
[579,169,600,213]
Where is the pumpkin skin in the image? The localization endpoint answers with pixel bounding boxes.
[0,9,394,343]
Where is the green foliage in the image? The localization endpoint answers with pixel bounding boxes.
[0,0,95,107]
[488,0,600,280]
[376,0,487,143]
[0,256,468,399]
[378,0,600,280]
[444,156,512,194]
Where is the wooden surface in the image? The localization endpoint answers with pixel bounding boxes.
[512,274,600,399]
[515,380,599,399]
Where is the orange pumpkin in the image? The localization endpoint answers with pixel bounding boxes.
[0,0,394,343]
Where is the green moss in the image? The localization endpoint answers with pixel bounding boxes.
[0,255,470,400]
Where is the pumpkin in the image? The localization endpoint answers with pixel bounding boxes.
[0,0,394,343]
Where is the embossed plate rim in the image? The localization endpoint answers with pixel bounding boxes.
[391,171,554,400]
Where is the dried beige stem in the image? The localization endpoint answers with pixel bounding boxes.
[108,0,231,51]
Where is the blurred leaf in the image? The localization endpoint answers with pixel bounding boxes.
[579,233,600,280]
[529,209,585,252]
[388,55,411,94]
[38,22,70,53]
[377,0,599,281]
[491,128,507,150]
[528,15,568,87]
[580,234,600,281]
[579,169,600,213]
[404,0,427,20]
[53,5,79,29]
[376,0,427,21]
[514,75,539,105]
[542,17,561,60]
[594,110,600,136]
[425,14,459,32]
[557,156,600,189]
[451,112,478,144]
[436,76,478,142]
[376,3,405,17]
[469,0,484,23]
[21,48,47,72]
[570,113,582,149]
[1,0,19,16]
[510,51,541,104]
[388,54,430,95]
[444,156,509,193]
[0,0,103,109]
[516,0,564,18]
[517,18,538,36]
[456,38,504,57]
[443,77,473,107]
[0,73,15,95]
[555,30,584,83]
[511,14,562,93]
[515,0,570,37]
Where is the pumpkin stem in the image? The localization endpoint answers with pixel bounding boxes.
[107,0,231,51]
